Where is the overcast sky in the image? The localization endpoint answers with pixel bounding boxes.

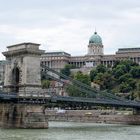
[0,0,140,59]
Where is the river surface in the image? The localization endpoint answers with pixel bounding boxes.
[0,122,140,140]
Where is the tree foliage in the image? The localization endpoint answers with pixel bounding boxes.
[89,60,140,99]
[63,61,140,100]
[130,66,140,78]
[41,80,50,89]
[90,69,97,82]
[96,64,107,73]
[74,71,90,85]
[65,85,87,97]
[60,64,75,77]
[66,71,91,97]
[118,73,132,83]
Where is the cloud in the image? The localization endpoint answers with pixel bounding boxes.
[0,19,89,55]
[0,0,140,59]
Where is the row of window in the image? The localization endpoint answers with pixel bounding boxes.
[41,56,70,60]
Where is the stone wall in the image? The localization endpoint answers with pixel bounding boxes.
[0,103,48,128]
[45,110,140,125]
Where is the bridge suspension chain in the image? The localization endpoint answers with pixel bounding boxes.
[42,72,98,98]
[41,64,126,102]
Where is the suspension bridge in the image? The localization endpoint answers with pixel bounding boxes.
[0,64,140,109]
[0,42,140,128]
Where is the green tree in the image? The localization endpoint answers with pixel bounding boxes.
[118,73,132,83]
[90,69,97,82]
[112,60,120,68]
[94,72,115,90]
[119,60,138,71]
[112,60,138,78]
[74,71,90,85]
[66,60,140,98]
[65,85,87,97]
[102,72,116,90]
[96,64,107,73]
[130,66,140,78]
[119,82,132,93]
[65,71,91,97]
[41,80,50,89]
[113,65,127,78]
[60,64,75,77]
[94,73,104,89]
[127,78,137,90]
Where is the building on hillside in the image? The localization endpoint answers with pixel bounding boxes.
[41,51,71,72]
[41,31,140,74]
[0,31,140,86]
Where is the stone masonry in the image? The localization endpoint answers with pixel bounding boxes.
[2,43,45,96]
[0,103,48,128]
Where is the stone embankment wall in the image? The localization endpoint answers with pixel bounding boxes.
[46,110,140,125]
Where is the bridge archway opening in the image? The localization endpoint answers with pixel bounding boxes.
[12,67,20,92]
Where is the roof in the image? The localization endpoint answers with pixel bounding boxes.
[118,47,140,52]
[7,42,40,48]
[89,32,102,45]
[117,47,140,54]
[43,51,71,56]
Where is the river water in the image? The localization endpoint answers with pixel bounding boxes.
[0,122,140,140]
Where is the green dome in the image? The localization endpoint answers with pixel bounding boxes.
[89,32,102,45]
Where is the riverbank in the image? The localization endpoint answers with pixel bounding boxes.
[46,110,140,125]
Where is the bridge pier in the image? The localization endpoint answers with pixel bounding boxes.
[0,103,48,128]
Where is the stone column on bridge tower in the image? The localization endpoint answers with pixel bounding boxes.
[2,42,45,96]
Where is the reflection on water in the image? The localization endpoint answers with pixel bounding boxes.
[0,122,140,140]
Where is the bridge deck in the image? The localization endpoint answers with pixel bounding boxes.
[0,92,140,109]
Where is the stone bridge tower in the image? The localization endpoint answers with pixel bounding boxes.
[2,43,45,95]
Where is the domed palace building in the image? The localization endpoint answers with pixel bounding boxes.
[0,31,140,86]
[41,31,140,73]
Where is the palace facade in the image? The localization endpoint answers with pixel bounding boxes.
[41,32,140,73]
